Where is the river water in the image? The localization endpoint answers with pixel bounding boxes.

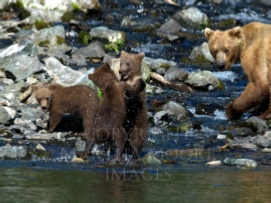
[1,0,271,202]
[1,163,271,202]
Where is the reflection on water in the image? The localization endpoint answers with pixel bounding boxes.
[0,165,271,203]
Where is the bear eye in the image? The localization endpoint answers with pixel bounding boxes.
[212,50,218,55]
[126,62,130,66]
[224,49,229,54]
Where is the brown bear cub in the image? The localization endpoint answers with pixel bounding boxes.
[33,84,100,136]
[78,62,145,162]
[204,22,271,120]
[119,51,147,159]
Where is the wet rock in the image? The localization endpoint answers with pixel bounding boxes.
[0,39,35,58]
[206,160,222,166]
[231,127,253,137]
[228,139,257,150]
[26,133,56,141]
[43,57,85,86]
[145,84,164,94]
[75,139,86,152]
[185,70,220,90]
[157,19,182,34]
[90,26,125,43]
[18,0,101,23]
[173,7,208,28]
[0,144,27,159]
[0,106,14,124]
[189,42,215,63]
[153,110,168,124]
[244,116,268,134]
[140,154,161,165]
[72,41,105,60]
[156,19,182,41]
[2,54,45,82]
[251,135,271,148]
[34,25,65,46]
[167,148,206,157]
[12,134,24,139]
[163,101,188,120]
[164,67,188,82]
[262,148,271,153]
[14,118,37,131]
[144,57,178,72]
[223,158,257,169]
[36,143,46,151]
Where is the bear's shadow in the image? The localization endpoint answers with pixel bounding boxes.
[53,114,84,133]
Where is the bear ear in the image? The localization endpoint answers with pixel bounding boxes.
[103,62,111,71]
[121,50,127,57]
[204,28,214,40]
[228,26,242,38]
[137,52,145,60]
[32,85,38,92]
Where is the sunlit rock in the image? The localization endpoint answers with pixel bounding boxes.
[244,116,268,134]
[140,154,161,165]
[164,67,188,82]
[0,106,13,124]
[223,158,257,169]
[173,7,208,28]
[1,54,45,82]
[72,41,105,60]
[90,26,125,43]
[43,57,85,86]
[206,160,222,166]
[189,42,215,63]
[185,70,220,90]
[0,144,27,159]
[163,101,188,120]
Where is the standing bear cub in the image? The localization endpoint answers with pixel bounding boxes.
[33,84,100,136]
[204,22,271,120]
[118,51,147,158]
[79,62,145,162]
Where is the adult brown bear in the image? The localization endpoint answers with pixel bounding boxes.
[204,22,271,120]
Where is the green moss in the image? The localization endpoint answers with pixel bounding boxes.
[38,40,50,47]
[56,36,65,45]
[104,38,125,53]
[78,31,90,45]
[71,2,80,12]
[16,0,24,9]
[61,11,74,22]
[168,122,192,132]
[217,80,225,90]
[35,20,50,30]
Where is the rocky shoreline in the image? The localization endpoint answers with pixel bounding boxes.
[1,0,271,169]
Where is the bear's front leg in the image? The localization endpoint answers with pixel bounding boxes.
[48,112,62,132]
[111,131,125,164]
[226,82,268,120]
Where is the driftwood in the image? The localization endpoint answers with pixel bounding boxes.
[150,72,194,93]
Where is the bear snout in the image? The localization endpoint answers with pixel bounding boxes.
[217,63,226,70]
[119,71,129,81]
[41,106,48,112]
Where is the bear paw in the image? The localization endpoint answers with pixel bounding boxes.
[226,103,243,120]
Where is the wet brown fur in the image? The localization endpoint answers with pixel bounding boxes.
[33,84,100,136]
[119,51,147,158]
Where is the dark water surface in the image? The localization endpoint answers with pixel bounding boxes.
[1,164,271,203]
